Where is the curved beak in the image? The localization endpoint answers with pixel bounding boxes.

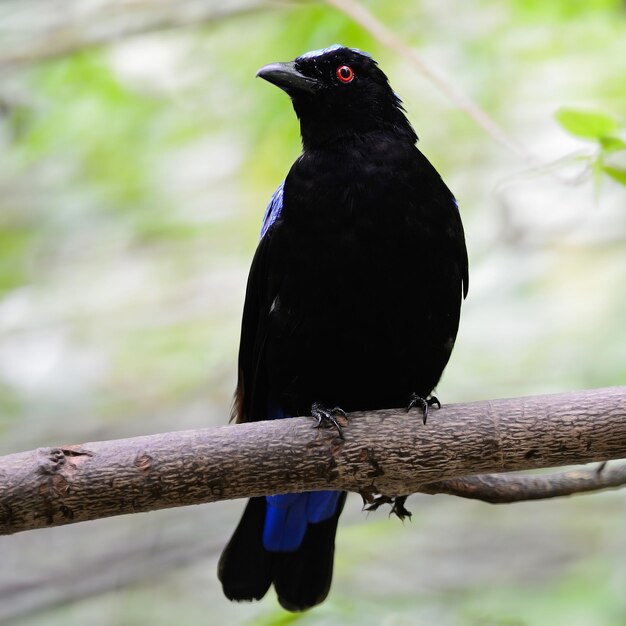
[256,61,320,95]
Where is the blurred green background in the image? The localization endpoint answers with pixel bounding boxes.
[0,1,625,625]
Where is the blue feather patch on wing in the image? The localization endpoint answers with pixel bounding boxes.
[267,404,288,420]
[260,181,284,239]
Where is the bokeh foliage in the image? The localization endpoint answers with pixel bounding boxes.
[0,1,625,625]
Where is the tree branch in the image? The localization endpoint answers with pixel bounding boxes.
[324,0,530,160]
[418,462,626,503]
[0,386,624,536]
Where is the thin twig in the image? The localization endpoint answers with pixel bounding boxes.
[325,0,530,160]
[419,462,626,503]
[0,536,221,623]
[0,0,270,72]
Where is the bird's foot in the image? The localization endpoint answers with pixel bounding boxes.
[407,393,441,425]
[364,495,412,521]
[311,402,346,440]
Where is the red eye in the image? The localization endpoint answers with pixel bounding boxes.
[336,65,354,83]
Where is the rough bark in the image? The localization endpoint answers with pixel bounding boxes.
[0,386,625,536]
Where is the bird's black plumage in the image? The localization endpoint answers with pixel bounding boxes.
[218,45,468,612]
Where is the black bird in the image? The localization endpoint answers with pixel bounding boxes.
[218,45,468,612]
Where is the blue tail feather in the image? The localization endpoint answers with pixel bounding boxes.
[263,494,308,551]
[306,490,342,524]
[263,491,341,551]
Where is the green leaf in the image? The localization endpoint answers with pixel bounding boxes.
[599,135,626,153]
[555,108,619,139]
[602,165,626,185]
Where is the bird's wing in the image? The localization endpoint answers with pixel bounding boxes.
[414,148,469,298]
[231,182,285,423]
[260,180,285,238]
[453,197,470,299]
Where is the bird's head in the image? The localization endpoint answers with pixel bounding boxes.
[257,45,417,148]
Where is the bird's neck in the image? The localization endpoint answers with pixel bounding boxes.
[300,124,416,151]
[296,105,417,150]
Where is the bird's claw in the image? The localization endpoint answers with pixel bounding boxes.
[311,402,346,440]
[364,495,412,521]
[407,393,440,424]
